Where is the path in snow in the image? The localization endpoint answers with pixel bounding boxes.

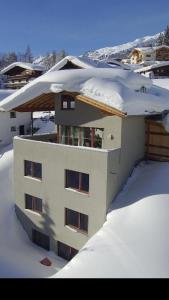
[0,144,66,278]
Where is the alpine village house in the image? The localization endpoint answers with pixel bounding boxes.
[0,58,168,262]
[0,62,45,89]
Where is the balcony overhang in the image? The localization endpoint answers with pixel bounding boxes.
[11,91,126,117]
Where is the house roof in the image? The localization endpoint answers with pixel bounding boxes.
[46,55,125,72]
[0,68,169,116]
[0,62,45,75]
[0,89,15,102]
[135,61,169,73]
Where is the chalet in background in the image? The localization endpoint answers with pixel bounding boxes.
[0,62,45,89]
[129,45,169,65]
[135,62,169,78]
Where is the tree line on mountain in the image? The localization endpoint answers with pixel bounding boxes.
[157,25,169,46]
[0,46,66,71]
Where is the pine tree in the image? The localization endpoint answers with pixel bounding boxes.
[24,45,33,63]
[164,25,169,46]
[156,32,165,46]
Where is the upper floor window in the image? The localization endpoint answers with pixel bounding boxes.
[58,125,104,149]
[10,111,16,118]
[65,208,88,233]
[65,169,89,193]
[24,160,42,179]
[11,126,16,132]
[61,95,75,110]
[25,193,42,213]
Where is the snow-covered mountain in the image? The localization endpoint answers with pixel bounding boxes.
[84,32,162,61]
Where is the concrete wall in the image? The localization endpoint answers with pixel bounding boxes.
[54,95,122,150]
[14,137,115,251]
[0,111,31,146]
[106,116,145,209]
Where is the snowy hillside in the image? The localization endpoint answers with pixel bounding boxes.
[85,32,161,60]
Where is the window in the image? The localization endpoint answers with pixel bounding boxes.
[65,170,89,193]
[24,160,42,179]
[140,86,146,93]
[25,194,43,213]
[58,241,78,261]
[65,208,88,233]
[11,126,16,132]
[58,125,104,148]
[61,95,75,110]
[32,229,50,250]
[10,112,16,118]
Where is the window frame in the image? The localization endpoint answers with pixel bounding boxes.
[25,194,43,213]
[61,95,75,110]
[10,126,16,132]
[65,208,88,234]
[24,160,42,180]
[65,169,89,194]
[10,111,16,118]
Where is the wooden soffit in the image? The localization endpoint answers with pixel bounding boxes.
[12,91,126,117]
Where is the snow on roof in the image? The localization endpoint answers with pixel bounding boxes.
[54,161,169,278]
[0,68,169,116]
[135,61,169,73]
[134,47,154,53]
[47,55,116,72]
[0,89,15,102]
[0,62,45,74]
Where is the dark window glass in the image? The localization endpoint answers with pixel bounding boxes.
[81,173,89,192]
[65,208,88,233]
[80,213,88,232]
[32,230,50,251]
[25,194,32,210]
[11,126,16,132]
[24,160,32,176]
[66,170,79,190]
[33,162,42,179]
[24,160,42,179]
[58,241,78,261]
[61,95,75,110]
[66,208,78,228]
[10,112,16,118]
[25,194,42,213]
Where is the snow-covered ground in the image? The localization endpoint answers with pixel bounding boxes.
[0,143,66,278]
[54,161,169,278]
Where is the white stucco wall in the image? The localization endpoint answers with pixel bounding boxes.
[0,111,31,146]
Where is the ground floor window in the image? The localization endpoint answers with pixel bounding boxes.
[65,170,89,193]
[57,125,104,148]
[32,229,50,251]
[65,208,88,233]
[25,194,43,213]
[58,241,78,261]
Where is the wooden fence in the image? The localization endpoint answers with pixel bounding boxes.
[145,120,169,161]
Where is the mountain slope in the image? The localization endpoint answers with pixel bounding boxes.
[85,32,161,60]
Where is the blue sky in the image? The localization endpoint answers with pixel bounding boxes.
[0,0,169,57]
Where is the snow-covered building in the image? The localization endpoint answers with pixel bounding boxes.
[1,68,169,261]
[135,61,169,78]
[0,90,31,146]
[47,55,129,72]
[0,62,45,90]
[130,45,169,65]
